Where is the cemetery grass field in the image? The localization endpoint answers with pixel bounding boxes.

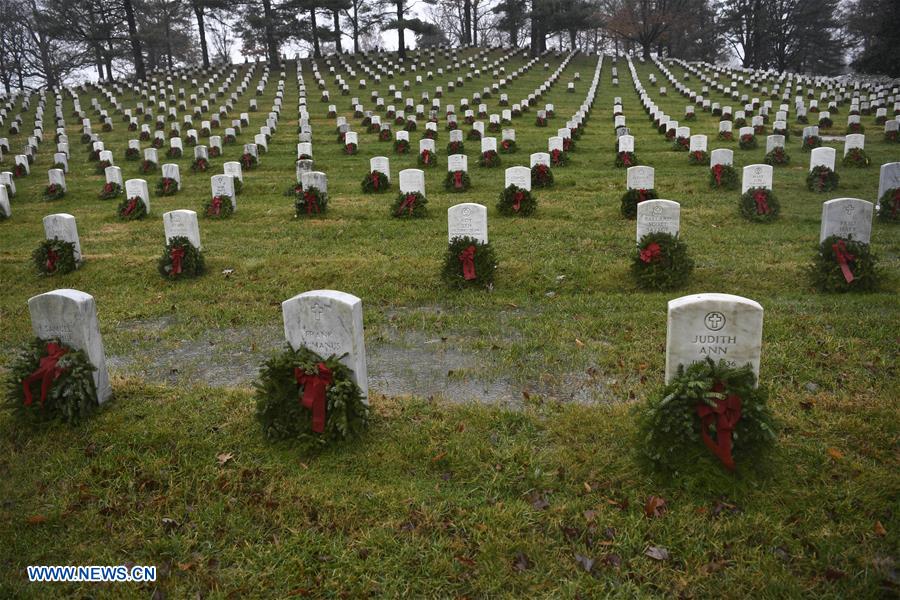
[1,50,898,597]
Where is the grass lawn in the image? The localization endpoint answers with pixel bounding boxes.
[0,49,897,598]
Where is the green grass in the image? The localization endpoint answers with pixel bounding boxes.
[0,50,898,597]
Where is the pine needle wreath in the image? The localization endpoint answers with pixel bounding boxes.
[155,177,179,196]
[717,130,733,141]
[204,195,234,218]
[379,128,392,141]
[615,151,637,168]
[739,188,779,222]
[404,119,417,132]
[361,170,391,193]
[254,345,368,445]
[140,160,157,174]
[531,164,554,188]
[467,129,482,141]
[33,239,78,275]
[446,140,464,154]
[819,116,833,128]
[191,158,209,172]
[94,160,112,175]
[499,139,516,154]
[442,236,497,290]
[496,185,536,216]
[801,135,821,151]
[550,149,569,166]
[709,164,739,189]
[88,149,101,161]
[418,149,437,167]
[118,196,148,220]
[688,150,709,165]
[631,232,694,290]
[535,116,547,127]
[764,147,790,166]
[158,236,205,280]
[636,358,775,471]
[166,147,183,158]
[210,146,222,158]
[4,338,99,425]
[738,133,757,150]
[842,148,870,168]
[98,181,122,200]
[42,184,66,201]
[563,137,575,152]
[344,142,358,155]
[479,150,500,167]
[444,170,471,192]
[808,235,880,292]
[672,137,689,151]
[151,138,164,149]
[877,188,900,223]
[295,186,328,217]
[393,139,410,154]
[884,130,898,143]
[620,188,658,219]
[125,148,140,161]
[806,166,839,192]
[240,153,258,170]
[423,128,437,140]
[391,191,428,218]
[846,123,865,134]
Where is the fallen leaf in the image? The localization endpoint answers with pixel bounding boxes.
[216,452,234,466]
[583,509,597,523]
[528,491,550,510]
[644,495,667,518]
[162,517,180,531]
[645,546,669,561]
[26,515,48,525]
[602,554,622,569]
[824,568,846,581]
[456,555,476,567]
[456,422,466,432]
[874,521,887,537]
[574,553,594,572]
[700,558,728,575]
[431,451,447,462]
[799,400,814,411]
[177,562,194,571]
[512,552,532,572]
[583,481,592,493]
[575,338,585,348]
[827,447,844,460]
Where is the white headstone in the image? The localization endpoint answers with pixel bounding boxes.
[370,156,390,180]
[223,161,243,183]
[505,166,531,191]
[162,163,181,185]
[43,213,82,262]
[448,203,488,244]
[211,174,236,207]
[530,152,550,168]
[626,166,655,190]
[448,154,468,172]
[741,164,773,194]
[163,209,202,249]
[843,133,865,156]
[820,198,873,243]
[105,166,123,186]
[637,199,680,241]
[689,135,707,152]
[399,169,425,194]
[124,179,150,211]
[28,289,111,404]
[301,171,328,194]
[809,147,836,171]
[877,162,900,199]
[481,137,497,153]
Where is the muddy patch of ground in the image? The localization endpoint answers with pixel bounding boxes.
[108,314,616,405]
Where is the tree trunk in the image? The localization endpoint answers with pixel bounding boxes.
[95,46,105,80]
[568,28,576,50]
[396,0,405,58]
[310,7,321,57]
[530,0,540,56]
[262,0,280,66]
[122,0,146,80]
[642,43,651,59]
[194,3,210,68]
[352,2,359,53]
[332,9,342,53]
[463,0,471,45]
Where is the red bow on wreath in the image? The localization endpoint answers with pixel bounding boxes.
[210,196,223,216]
[371,172,380,190]
[294,363,333,433]
[639,242,661,263]
[397,193,417,215]
[170,246,185,274]
[304,191,320,214]
[753,190,771,215]
[421,150,431,163]
[163,179,173,193]
[453,171,464,189]
[831,239,855,283]
[637,188,649,203]
[502,140,510,150]
[21,342,68,407]
[45,249,59,272]
[103,182,114,193]
[712,164,724,185]
[512,191,524,212]
[622,153,632,166]
[458,245,477,280]
[696,381,742,471]
[123,198,138,216]
[891,190,900,217]
[551,149,562,163]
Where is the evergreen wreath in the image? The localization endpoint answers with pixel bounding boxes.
[191,157,209,172]
[140,159,157,174]
[233,178,243,195]
[764,147,790,166]
[444,170,471,192]
[818,116,833,128]
[393,139,410,154]
[42,183,66,201]
[404,119,417,132]
[479,150,500,167]
[88,149,101,161]
[158,235,205,280]
[418,149,437,167]
[118,196,148,220]
[734,117,747,128]
[739,187,779,222]
[717,130,733,141]
[846,122,864,134]
[442,236,497,290]
[166,147,183,158]
[240,152,258,169]
[446,120,458,130]
[753,124,767,135]
[738,133,757,149]
[806,166,839,192]
[842,147,870,168]
[210,146,221,157]
[637,358,775,471]
[531,163,554,188]
[496,185,536,216]
[295,186,328,217]
[672,137,689,151]
[688,150,709,165]
[391,191,428,218]
[254,345,368,445]
[125,147,140,161]
[94,160,112,175]
[33,239,78,275]
[550,148,568,166]
[631,232,694,290]
[884,130,898,143]
[620,188,658,219]
[709,164,739,189]
[447,140,464,154]
[155,177,179,196]
[801,135,821,151]
[225,134,236,144]
[535,116,548,127]
[877,187,900,222]
[344,142,358,155]
[809,235,879,292]
[361,170,391,193]
[98,181,122,200]
[615,151,638,167]
[151,137,164,149]
[4,338,98,425]
[499,139,516,154]
[563,137,575,152]
[379,128,392,141]
[467,128,482,141]
[204,195,234,218]
[423,128,437,139]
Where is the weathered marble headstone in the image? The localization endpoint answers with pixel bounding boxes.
[105,166,123,186]
[618,134,635,152]
[710,148,733,167]
[626,166,654,190]
[28,289,112,404]
[162,163,181,186]
[820,198,873,243]
[211,174,236,209]
[43,213,82,262]
[636,199,680,241]
[877,162,900,199]
[809,147,836,171]
[223,161,243,183]
[665,293,764,384]
[448,154,467,172]
[370,156,390,180]
[399,169,425,194]
[689,135,707,152]
[843,133,865,156]
[282,290,369,400]
[448,202,488,244]
[741,164,773,194]
[301,171,328,194]
[505,166,531,191]
[125,179,150,212]
[765,135,785,153]
[48,168,66,191]
[163,209,202,249]
[0,185,10,218]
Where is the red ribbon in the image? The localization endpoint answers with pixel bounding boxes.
[372,172,380,190]
[163,179,173,193]
[696,382,742,471]
[103,182,114,194]
[891,190,900,217]
[693,150,704,161]
[170,246,185,274]
[512,191,524,212]
[832,239,855,283]
[46,249,58,272]
[458,245,477,280]
[21,342,68,407]
[304,191,320,214]
[453,171,463,189]
[637,188,649,202]
[123,198,138,216]
[639,242,661,263]
[294,363,333,433]
[397,193,417,215]
[622,153,632,166]
[421,150,431,164]
[210,196,223,216]
[712,164,724,185]
[753,190,771,215]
